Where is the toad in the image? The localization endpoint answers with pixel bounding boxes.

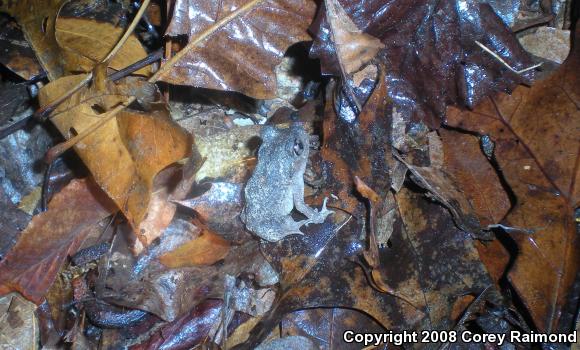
[241,123,333,242]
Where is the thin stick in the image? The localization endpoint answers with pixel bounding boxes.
[46,0,265,160]
[475,40,542,74]
[102,0,151,64]
[34,73,93,120]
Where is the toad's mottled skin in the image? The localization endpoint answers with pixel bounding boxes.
[241,123,333,242]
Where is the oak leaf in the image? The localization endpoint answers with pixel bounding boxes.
[159,228,231,268]
[0,178,116,304]
[162,0,316,99]
[38,75,192,236]
[446,26,580,332]
[310,0,535,127]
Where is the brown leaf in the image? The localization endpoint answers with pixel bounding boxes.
[0,178,116,304]
[38,76,192,237]
[310,0,535,127]
[162,0,316,99]
[0,0,149,79]
[159,229,231,268]
[55,17,151,76]
[323,0,383,76]
[0,14,44,80]
[130,300,223,350]
[280,308,385,350]
[396,143,483,235]
[0,0,67,79]
[439,129,511,226]
[446,25,580,333]
[0,293,39,349]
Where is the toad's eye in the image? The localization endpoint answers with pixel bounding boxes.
[293,139,304,156]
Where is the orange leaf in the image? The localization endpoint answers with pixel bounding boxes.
[159,229,231,268]
[0,178,116,304]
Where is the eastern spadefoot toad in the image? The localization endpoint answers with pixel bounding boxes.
[241,123,333,242]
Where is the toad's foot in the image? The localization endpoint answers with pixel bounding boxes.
[304,197,334,225]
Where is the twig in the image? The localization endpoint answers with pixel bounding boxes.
[101,0,151,64]
[107,48,163,82]
[34,73,93,120]
[0,114,33,139]
[475,40,542,74]
[41,158,57,211]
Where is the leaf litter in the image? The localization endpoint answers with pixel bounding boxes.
[0,0,578,349]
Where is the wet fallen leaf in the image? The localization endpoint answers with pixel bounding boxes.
[439,129,511,226]
[162,0,316,99]
[130,299,223,350]
[0,0,68,79]
[0,14,44,80]
[38,75,192,237]
[446,25,580,333]
[103,240,275,321]
[0,178,116,304]
[310,0,536,127]
[280,308,386,350]
[397,138,484,236]
[159,228,231,268]
[323,0,383,77]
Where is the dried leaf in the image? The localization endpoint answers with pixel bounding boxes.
[162,0,316,99]
[55,17,151,76]
[323,0,383,76]
[38,75,192,236]
[159,229,231,268]
[0,0,149,79]
[310,0,535,127]
[446,26,580,332]
[0,293,39,349]
[0,178,116,304]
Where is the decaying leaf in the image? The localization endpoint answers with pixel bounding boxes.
[0,0,68,79]
[38,75,192,237]
[310,0,536,127]
[162,0,316,99]
[279,308,386,350]
[323,0,383,76]
[0,178,116,304]
[130,299,223,350]
[446,26,580,333]
[55,17,151,76]
[0,293,39,349]
[0,14,44,80]
[159,228,231,268]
